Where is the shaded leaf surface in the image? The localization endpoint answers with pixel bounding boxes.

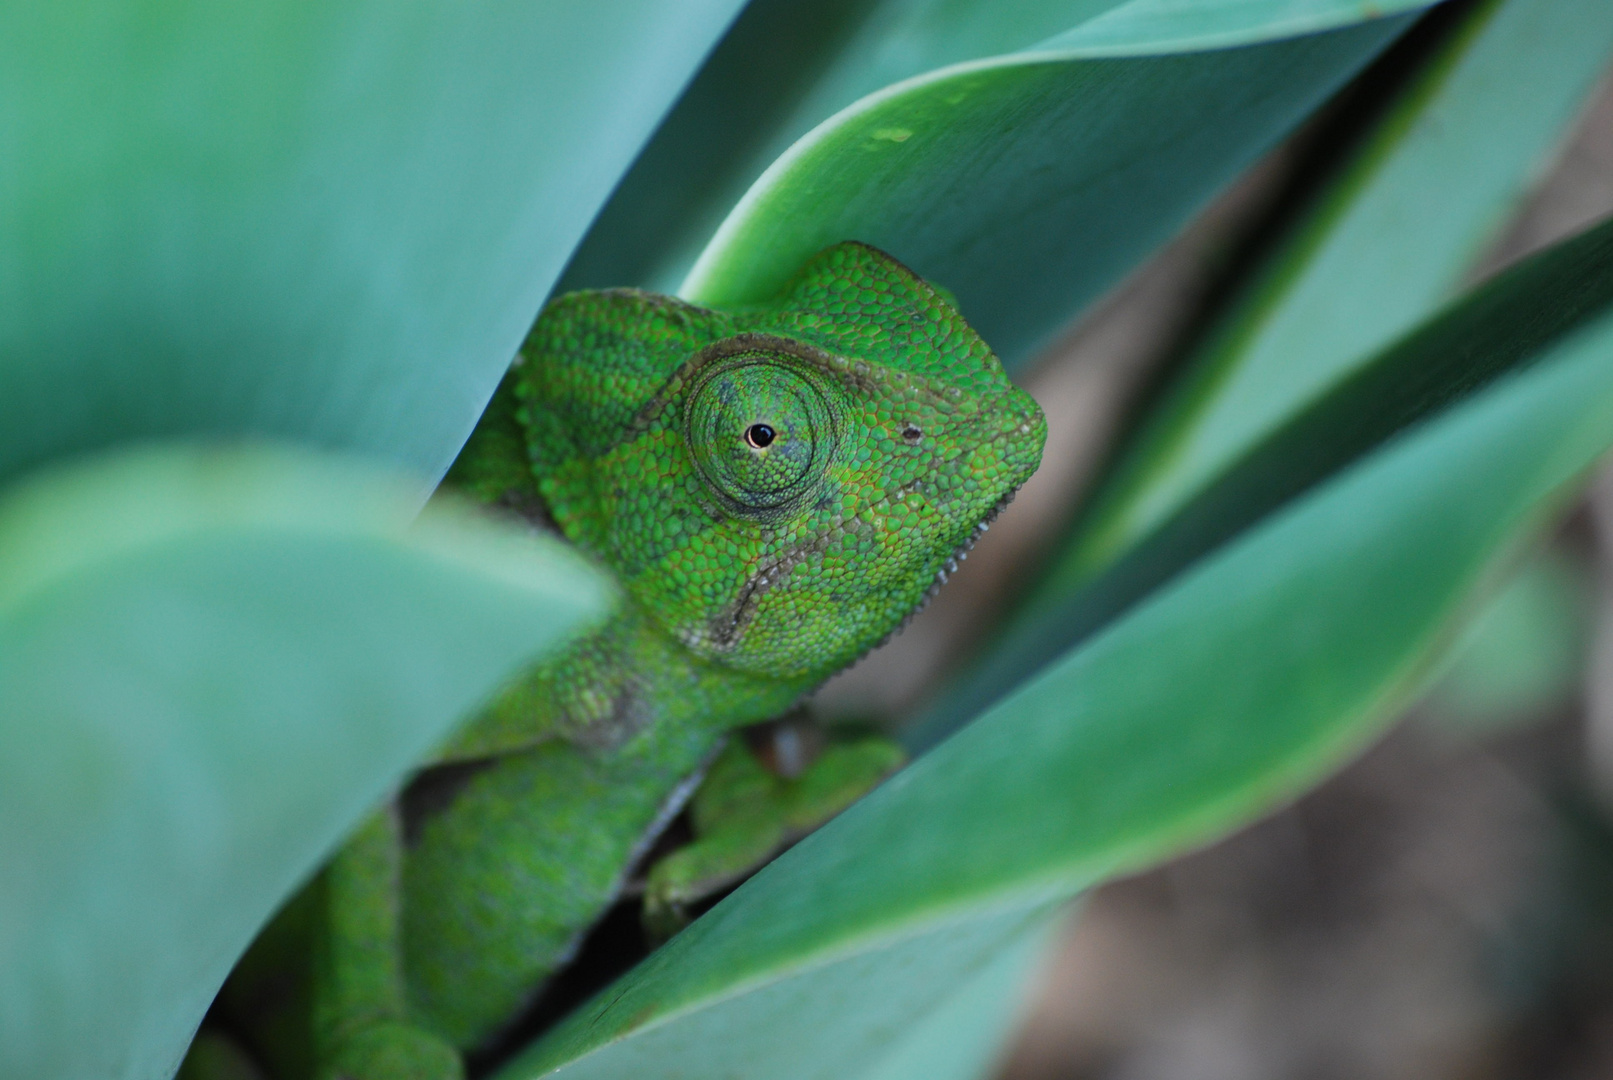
[0,446,612,1080]
[558,0,1132,296]
[0,0,744,487]
[504,904,1059,1080]
[681,14,1420,368]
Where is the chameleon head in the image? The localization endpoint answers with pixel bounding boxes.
[525,242,1046,685]
[671,324,1044,680]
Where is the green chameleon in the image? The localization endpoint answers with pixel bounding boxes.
[186,242,1045,1080]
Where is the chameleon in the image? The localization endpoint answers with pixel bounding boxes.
[185,241,1046,1080]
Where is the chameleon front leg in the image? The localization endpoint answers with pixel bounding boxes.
[642,723,905,939]
[398,726,723,1051]
[309,808,463,1080]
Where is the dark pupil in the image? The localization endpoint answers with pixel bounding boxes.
[745,423,776,449]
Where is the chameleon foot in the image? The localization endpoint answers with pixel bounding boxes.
[316,1021,463,1080]
[643,722,905,939]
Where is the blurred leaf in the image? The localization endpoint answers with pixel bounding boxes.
[0,444,613,1080]
[1424,546,1592,732]
[571,0,1439,302]
[0,0,746,487]
[501,903,1060,1080]
[677,9,1429,368]
[919,215,1613,741]
[855,907,1060,1080]
[1042,0,1448,51]
[1064,0,1613,576]
[499,206,1613,1080]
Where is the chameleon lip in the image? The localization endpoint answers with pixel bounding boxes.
[936,486,1013,582]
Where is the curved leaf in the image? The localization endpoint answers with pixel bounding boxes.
[0,445,612,1080]
[516,904,1059,1080]
[0,0,745,487]
[558,0,1134,296]
[568,0,1437,362]
[679,13,1421,368]
[855,911,1060,1080]
[1048,0,1444,52]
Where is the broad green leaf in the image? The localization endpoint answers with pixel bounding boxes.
[0,444,613,1080]
[678,11,1429,368]
[501,210,1613,1080]
[501,903,1061,1080]
[855,907,1061,1080]
[1047,0,1444,52]
[568,0,1437,362]
[558,0,1134,296]
[0,0,745,487]
[1062,0,1613,577]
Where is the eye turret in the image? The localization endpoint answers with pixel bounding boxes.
[685,354,839,518]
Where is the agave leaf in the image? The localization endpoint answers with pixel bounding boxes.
[928,0,1613,742]
[678,11,1425,368]
[0,445,612,1080]
[558,0,1136,296]
[0,0,745,487]
[567,0,1431,369]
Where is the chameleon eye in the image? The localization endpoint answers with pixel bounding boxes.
[687,355,838,517]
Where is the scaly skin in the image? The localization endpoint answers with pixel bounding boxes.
[200,242,1045,1080]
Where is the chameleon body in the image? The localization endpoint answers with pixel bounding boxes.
[196,243,1045,1080]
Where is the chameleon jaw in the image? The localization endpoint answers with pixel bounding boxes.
[834,483,1021,675]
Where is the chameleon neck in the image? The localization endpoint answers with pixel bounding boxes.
[436,600,809,764]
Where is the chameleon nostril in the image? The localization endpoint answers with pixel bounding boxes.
[902,425,923,443]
